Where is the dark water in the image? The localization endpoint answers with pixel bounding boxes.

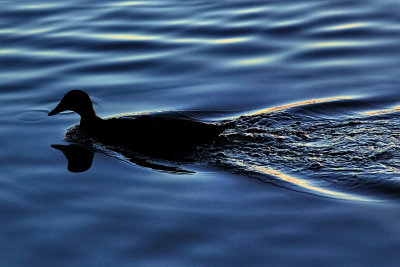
[1,0,400,265]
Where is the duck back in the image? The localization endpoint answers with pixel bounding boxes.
[82,115,226,152]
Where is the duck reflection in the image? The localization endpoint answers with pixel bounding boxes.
[51,144,195,174]
[51,144,93,173]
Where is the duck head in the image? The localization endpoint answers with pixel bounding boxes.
[49,90,97,118]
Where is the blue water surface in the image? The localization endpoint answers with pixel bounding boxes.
[1,0,400,266]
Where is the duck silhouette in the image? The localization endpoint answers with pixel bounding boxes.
[49,90,228,154]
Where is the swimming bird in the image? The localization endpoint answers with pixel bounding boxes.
[48,90,228,153]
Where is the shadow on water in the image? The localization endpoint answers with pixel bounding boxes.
[51,96,400,202]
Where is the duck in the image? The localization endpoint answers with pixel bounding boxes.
[48,90,228,153]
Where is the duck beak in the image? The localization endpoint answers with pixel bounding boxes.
[51,144,65,150]
[48,102,65,116]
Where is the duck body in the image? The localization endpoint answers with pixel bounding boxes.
[82,114,226,151]
[49,90,227,153]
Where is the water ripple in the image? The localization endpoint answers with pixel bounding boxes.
[2,0,398,81]
[1,1,400,264]
[202,97,400,200]
[1,0,400,199]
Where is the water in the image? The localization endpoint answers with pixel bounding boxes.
[1,0,400,265]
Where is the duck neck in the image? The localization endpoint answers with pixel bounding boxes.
[79,109,103,130]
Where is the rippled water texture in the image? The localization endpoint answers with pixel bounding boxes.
[209,97,400,201]
[1,0,400,266]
